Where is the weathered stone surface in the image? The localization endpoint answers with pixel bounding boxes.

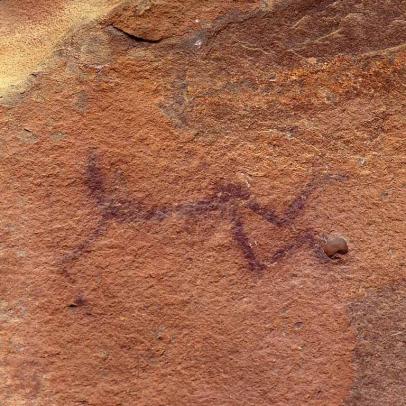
[346,281,406,405]
[0,0,405,405]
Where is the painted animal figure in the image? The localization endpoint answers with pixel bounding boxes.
[61,151,346,280]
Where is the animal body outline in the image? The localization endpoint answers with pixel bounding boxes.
[61,151,346,280]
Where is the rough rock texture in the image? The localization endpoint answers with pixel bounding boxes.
[346,281,406,405]
[0,0,405,405]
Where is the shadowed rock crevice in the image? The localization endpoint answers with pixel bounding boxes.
[109,25,164,44]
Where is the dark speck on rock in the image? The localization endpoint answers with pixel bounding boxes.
[68,294,87,308]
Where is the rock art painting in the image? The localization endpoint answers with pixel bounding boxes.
[60,150,347,279]
[0,0,404,405]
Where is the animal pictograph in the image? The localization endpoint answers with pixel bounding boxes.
[61,151,346,279]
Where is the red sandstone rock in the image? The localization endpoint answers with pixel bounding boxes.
[0,0,405,405]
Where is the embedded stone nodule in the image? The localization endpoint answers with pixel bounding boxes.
[323,237,349,258]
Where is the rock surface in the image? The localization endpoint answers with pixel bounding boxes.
[0,0,405,405]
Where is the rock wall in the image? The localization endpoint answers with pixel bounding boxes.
[0,0,405,405]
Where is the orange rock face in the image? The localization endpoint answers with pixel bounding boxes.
[0,0,405,405]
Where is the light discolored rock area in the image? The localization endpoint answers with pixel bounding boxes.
[0,0,405,405]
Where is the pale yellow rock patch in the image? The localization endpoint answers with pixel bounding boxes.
[0,0,121,97]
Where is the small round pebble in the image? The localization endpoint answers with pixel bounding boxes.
[323,237,348,258]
